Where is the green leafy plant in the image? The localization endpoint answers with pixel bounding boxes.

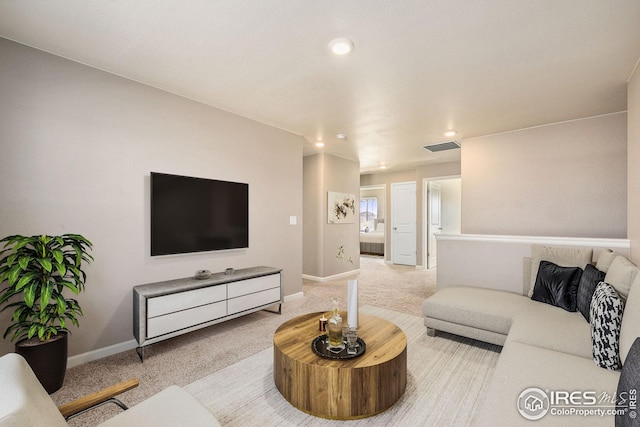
[0,234,93,342]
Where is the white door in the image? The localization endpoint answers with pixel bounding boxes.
[391,182,416,266]
[427,182,442,269]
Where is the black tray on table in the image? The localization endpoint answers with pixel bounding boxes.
[311,334,366,359]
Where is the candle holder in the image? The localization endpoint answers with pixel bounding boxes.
[319,315,327,332]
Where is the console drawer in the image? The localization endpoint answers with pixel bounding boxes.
[147,300,227,338]
[228,287,281,315]
[227,274,280,298]
[147,285,226,318]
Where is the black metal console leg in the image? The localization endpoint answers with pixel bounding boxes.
[264,303,282,315]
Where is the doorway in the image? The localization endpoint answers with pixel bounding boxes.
[391,181,417,266]
[423,177,461,269]
[359,185,386,258]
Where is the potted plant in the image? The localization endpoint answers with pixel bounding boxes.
[0,234,93,393]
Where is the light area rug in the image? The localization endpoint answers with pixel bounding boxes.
[185,306,501,426]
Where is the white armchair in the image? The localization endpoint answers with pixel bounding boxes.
[0,353,221,427]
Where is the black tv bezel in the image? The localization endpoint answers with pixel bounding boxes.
[150,172,249,256]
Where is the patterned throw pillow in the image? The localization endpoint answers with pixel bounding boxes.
[590,281,625,370]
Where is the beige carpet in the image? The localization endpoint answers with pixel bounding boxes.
[51,257,499,426]
[186,306,501,426]
[304,255,435,318]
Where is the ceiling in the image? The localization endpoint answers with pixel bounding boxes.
[1,1,640,174]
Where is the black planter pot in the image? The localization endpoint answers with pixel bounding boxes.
[15,332,68,394]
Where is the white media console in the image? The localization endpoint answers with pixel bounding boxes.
[133,266,282,361]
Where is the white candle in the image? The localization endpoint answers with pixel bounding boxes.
[347,280,358,328]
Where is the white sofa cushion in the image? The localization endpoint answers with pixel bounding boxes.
[528,245,592,297]
[422,286,534,336]
[604,255,639,300]
[0,353,68,427]
[595,248,618,273]
[98,385,221,427]
[507,305,592,359]
[473,342,620,427]
[619,273,640,365]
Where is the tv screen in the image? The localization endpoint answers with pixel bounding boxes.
[150,172,249,256]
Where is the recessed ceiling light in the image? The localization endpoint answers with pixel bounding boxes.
[315,141,325,147]
[379,165,387,169]
[444,130,457,137]
[336,133,347,140]
[329,38,354,55]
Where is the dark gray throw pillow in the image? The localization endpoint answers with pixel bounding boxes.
[577,264,606,322]
[616,337,640,426]
[531,261,583,312]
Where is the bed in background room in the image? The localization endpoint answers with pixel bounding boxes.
[360,222,385,255]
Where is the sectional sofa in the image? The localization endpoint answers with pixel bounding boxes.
[422,245,640,426]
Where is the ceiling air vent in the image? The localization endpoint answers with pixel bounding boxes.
[423,141,460,152]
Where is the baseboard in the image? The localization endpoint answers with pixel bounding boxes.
[384,260,423,269]
[302,269,360,282]
[284,291,304,301]
[67,292,306,368]
[67,339,138,368]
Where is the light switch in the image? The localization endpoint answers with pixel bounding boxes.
[290,216,297,225]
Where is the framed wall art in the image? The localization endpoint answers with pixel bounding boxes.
[328,191,356,224]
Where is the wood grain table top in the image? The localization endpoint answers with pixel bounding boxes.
[274,311,406,367]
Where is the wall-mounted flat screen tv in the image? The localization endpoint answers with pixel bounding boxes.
[150,172,249,256]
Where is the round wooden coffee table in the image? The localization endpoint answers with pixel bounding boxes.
[273,312,407,420]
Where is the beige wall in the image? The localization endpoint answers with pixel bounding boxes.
[303,155,323,276]
[629,63,640,264]
[360,162,461,264]
[303,153,360,278]
[462,113,627,238]
[0,38,304,357]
